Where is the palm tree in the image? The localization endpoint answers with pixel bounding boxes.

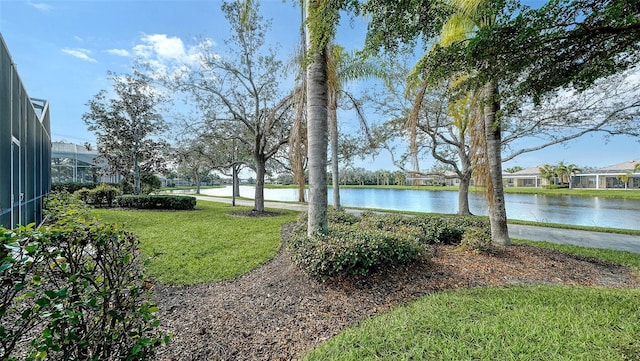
[432,0,510,245]
[556,161,568,185]
[305,0,331,236]
[617,173,630,189]
[539,164,556,186]
[289,4,308,203]
[565,163,580,189]
[327,44,379,210]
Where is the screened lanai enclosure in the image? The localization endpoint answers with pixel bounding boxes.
[1,34,51,229]
[51,142,121,184]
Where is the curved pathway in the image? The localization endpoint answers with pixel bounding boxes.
[194,195,640,254]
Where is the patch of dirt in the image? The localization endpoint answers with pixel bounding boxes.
[152,224,639,360]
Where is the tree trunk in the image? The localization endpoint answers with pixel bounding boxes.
[306,0,329,236]
[233,165,240,197]
[254,156,266,213]
[133,158,141,195]
[458,169,472,216]
[195,174,201,194]
[329,87,341,211]
[483,81,510,245]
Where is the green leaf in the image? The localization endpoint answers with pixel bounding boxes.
[0,261,13,272]
[35,297,50,307]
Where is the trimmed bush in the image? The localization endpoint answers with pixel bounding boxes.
[75,183,120,207]
[1,192,166,360]
[116,195,196,210]
[141,173,162,194]
[288,212,432,280]
[287,212,492,280]
[458,226,493,253]
[52,182,100,193]
[358,213,490,245]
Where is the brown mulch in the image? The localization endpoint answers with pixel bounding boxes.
[152,224,639,361]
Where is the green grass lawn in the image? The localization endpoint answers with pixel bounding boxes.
[303,286,640,361]
[91,201,297,285]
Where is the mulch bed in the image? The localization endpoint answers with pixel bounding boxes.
[152,224,639,360]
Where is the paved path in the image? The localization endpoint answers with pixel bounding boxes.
[194,195,640,254]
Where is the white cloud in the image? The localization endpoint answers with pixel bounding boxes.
[138,34,186,60]
[61,48,97,62]
[106,49,131,57]
[130,33,216,79]
[74,35,83,42]
[27,1,53,12]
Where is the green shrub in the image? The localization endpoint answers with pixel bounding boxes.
[74,184,120,207]
[358,213,490,245]
[0,194,167,360]
[116,195,196,210]
[287,213,432,280]
[327,209,360,225]
[288,212,493,279]
[141,173,162,194]
[52,182,119,194]
[52,182,98,193]
[92,183,120,207]
[458,226,493,253]
[44,191,89,222]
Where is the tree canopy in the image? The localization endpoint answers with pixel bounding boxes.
[83,71,169,195]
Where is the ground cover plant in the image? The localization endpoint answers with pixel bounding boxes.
[287,211,492,279]
[91,201,297,285]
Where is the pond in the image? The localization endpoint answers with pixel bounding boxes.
[200,186,640,230]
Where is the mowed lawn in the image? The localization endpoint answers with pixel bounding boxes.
[303,286,640,360]
[91,200,297,285]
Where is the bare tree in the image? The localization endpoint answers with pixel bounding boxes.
[166,0,293,213]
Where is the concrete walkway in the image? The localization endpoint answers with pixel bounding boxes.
[194,195,640,254]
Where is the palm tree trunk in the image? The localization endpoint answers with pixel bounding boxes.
[305,0,329,236]
[483,81,510,245]
[329,89,341,211]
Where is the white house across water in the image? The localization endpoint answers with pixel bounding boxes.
[503,159,640,189]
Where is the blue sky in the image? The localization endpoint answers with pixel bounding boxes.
[1,0,638,171]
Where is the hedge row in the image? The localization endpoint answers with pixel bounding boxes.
[1,192,167,360]
[116,195,196,210]
[76,184,120,207]
[287,211,492,280]
[52,181,117,193]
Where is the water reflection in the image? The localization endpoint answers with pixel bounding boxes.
[200,186,640,230]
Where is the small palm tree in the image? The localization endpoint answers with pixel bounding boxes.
[539,164,556,186]
[555,161,568,185]
[327,43,380,210]
[565,163,581,189]
[617,173,630,190]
